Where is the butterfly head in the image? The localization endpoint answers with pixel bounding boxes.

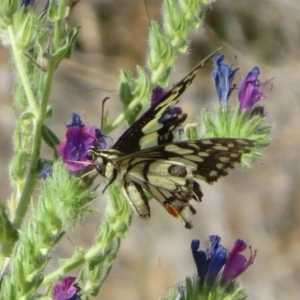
[87,146,124,179]
[86,146,97,162]
[86,146,105,176]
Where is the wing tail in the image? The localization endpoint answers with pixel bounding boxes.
[145,183,198,229]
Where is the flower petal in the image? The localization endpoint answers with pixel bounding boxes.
[238,67,274,113]
[221,239,256,284]
[191,239,208,280]
[212,53,239,105]
[53,277,81,300]
[207,235,227,283]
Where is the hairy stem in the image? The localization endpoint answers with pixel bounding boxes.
[12,59,57,230]
[7,25,38,115]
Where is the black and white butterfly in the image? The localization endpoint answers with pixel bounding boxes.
[87,51,253,228]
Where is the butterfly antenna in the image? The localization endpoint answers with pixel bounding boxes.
[81,167,97,178]
[143,0,151,22]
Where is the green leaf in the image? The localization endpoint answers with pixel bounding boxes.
[45,105,53,118]
[44,27,81,60]
[0,201,18,256]
[47,0,67,22]
[126,103,142,125]
[41,125,60,150]
[133,66,150,107]
[118,69,134,106]
[20,111,35,120]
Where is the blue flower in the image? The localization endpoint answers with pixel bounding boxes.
[191,235,256,287]
[212,53,239,105]
[67,112,84,128]
[21,0,50,16]
[191,239,208,281]
[57,113,106,172]
[21,0,36,7]
[53,277,81,300]
[191,235,227,285]
[206,236,227,283]
[238,67,273,115]
[40,164,52,179]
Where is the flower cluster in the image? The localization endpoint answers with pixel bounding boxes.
[212,53,273,115]
[57,113,106,172]
[196,52,274,163]
[191,235,256,287]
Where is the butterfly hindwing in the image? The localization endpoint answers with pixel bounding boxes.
[113,138,252,227]
[113,49,220,154]
[122,179,151,219]
[120,158,203,228]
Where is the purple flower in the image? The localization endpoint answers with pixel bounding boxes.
[151,86,168,107]
[191,235,256,287]
[238,67,273,115]
[53,277,81,300]
[221,239,256,285]
[57,113,106,172]
[151,86,183,123]
[212,53,239,105]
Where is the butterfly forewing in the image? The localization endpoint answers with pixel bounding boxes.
[112,49,220,154]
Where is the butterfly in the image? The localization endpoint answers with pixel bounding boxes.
[87,50,253,228]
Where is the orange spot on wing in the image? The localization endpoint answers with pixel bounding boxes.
[165,203,180,217]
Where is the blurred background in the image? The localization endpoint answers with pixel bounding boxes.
[1,0,300,299]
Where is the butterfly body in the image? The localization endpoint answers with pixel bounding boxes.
[88,50,253,228]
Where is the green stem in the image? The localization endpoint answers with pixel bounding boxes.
[7,25,38,116]
[95,238,121,292]
[12,59,57,230]
[42,232,120,285]
[110,96,147,133]
[53,18,62,51]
